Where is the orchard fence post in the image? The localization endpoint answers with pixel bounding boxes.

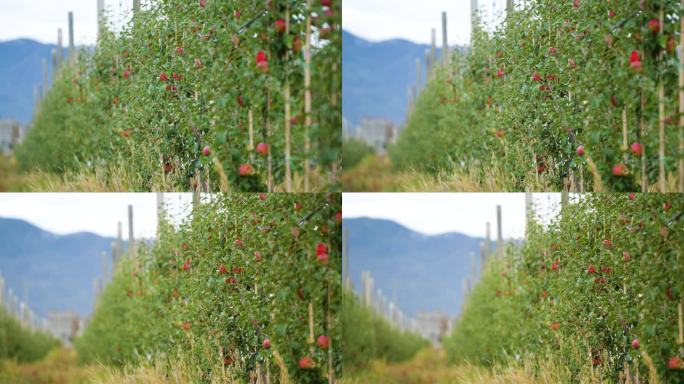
[343,227,350,290]
[97,0,105,39]
[496,205,503,259]
[479,242,485,271]
[51,49,57,77]
[416,58,422,91]
[658,7,666,192]
[304,0,313,192]
[156,192,164,222]
[284,5,293,193]
[640,90,647,192]
[678,302,683,351]
[430,28,436,73]
[116,221,123,263]
[561,188,568,208]
[525,192,533,237]
[42,58,48,97]
[507,0,514,16]
[679,0,684,193]
[57,28,63,68]
[101,251,109,283]
[441,12,448,64]
[308,302,314,355]
[68,11,75,62]
[485,221,491,256]
[425,49,431,76]
[622,109,628,163]
[470,0,479,40]
[128,204,135,258]
[133,0,141,13]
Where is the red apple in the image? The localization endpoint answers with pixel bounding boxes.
[262,339,271,349]
[194,58,203,69]
[317,335,330,349]
[630,142,643,157]
[532,72,543,82]
[316,243,328,255]
[238,163,254,176]
[576,145,585,157]
[274,19,286,33]
[259,193,266,201]
[587,265,597,274]
[648,19,660,34]
[629,193,635,200]
[299,356,314,369]
[256,142,269,156]
[612,163,628,176]
[668,356,683,370]
[234,239,243,247]
[631,339,639,349]
[254,251,263,262]
[623,251,631,261]
[199,0,206,8]
[317,253,329,264]
[218,265,228,274]
[159,72,169,82]
[202,146,211,156]
[176,46,184,56]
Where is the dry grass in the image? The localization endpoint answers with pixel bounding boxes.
[0,154,333,192]
[341,348,622,384]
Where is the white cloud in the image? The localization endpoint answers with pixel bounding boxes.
[342,193,563,239]
[343,0,509,46]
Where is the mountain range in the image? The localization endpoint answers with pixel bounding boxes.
[343,217,491,318]
[0,217,126,318]
[0,39,57,125]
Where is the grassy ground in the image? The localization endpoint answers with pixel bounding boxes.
[0,348,246,384]
[341,348,631,384]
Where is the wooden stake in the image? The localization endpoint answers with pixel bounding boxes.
[128,205,135,258]
[133,0,140,13]
[248,108,254,152]
[441,12,448,63]
[658,7,666,192]
[304,0,312,192]
[679,0,684,193]
[68,12,75,61]
[678,302,683,345]
[640,89,647,192]
[622,108,628,163]
[57,28,63,67]
[308,302,314,355]
[496,205,503,259]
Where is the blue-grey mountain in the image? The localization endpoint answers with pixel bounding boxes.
[344,217,489,318]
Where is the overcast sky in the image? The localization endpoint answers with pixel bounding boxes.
[0,193,193,239]
[0,0,138,45]
[343,193,563,239]
[343,0,508,46]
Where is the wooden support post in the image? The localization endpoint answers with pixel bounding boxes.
[485,221,491,256]
[416,58,422,91]
[308,302,314,355]
[430,28,436,69]
[97,0,104,39]
[68,12,75,61]
[679,0,684,193]
[57,28,63,67]
[470,0,479,40]
[128,205,135,258]
[441,12,448,63]
[42,58,48,97]
[506,0,514,17]
[425,49,431,75]
[525,192,533,237]
[479,242,486,271]
[343,227,350,290]
[622,109,628,163]
[303,0,313,192]
[496,205,503,259]
[658,7,666,192]
[133,0,141,13]
[51,49,57,76]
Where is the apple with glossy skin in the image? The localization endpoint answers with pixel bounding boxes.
[262,339,271,349]
[317,335,330,349]
[668,356,683,370]
[239,163,254,176]
[202,146,211,156]
[631,339,639,349]
[630,142,643,157]
[612,163,627,176]
[299,356,314,369]
[256,142,269,156]
[274,19,286,33]
[576,145,585,157]
[648,19,660,34]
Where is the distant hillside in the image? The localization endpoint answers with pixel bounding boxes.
[0,217,126,317]
[342,30,468,129]
[0,39,57,125]
[344,217,491,317]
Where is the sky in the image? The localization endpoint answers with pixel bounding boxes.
[343,0,509,46]
[0,0,137,46]
[342,193,563,239]
[0,193,194,239]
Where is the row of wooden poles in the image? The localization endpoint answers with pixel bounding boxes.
[408,0,684,193]
[340,194,516,336]
[0,271,50,333]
